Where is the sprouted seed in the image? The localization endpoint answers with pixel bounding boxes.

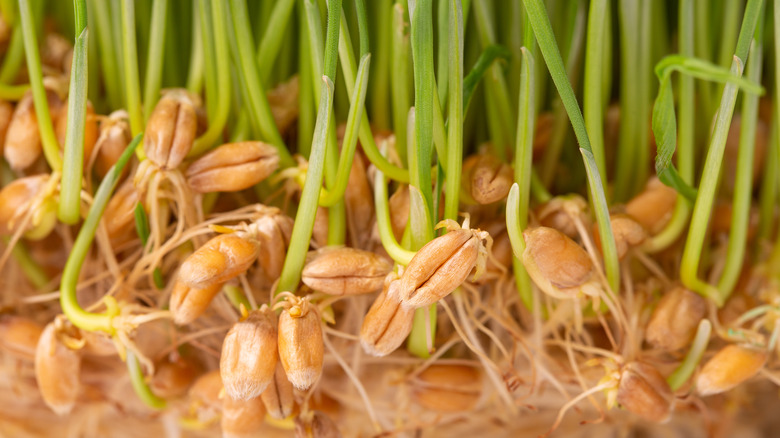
[1,0,780,436]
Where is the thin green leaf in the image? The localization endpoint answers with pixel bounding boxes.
[462,44,511,114]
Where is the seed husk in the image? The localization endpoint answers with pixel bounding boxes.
[94,110,132,177]
[254,211,294,282]
[535,195,588,238]
[221,395,267,438]
[522,226,594,298]
[34,320,82,415]
[301,246,392,296]
[169,280,225,325]
[144,89,198,170]
[360,277,415,357]
[592,214,646,260]
[0,174,49,236]
[411,365,482,412]
[344,155,374,249]
[294,410,342,438]
[616,362,674,423]
[186,141,280,193]
[388,184,410,242]
[149,356,200,399]
[697,344,768,396]
[278,296,324,391]
[178,231,260,290]
[646,287,706,351]
[625,178,678,234]
[187,370,223,424]
[261,360,295,420]
[4,90,62,170]
[0,315,44,360]
[470,154,513,204]
[220,306,278,401]
[396,227,483,309]
[103,179,140,246]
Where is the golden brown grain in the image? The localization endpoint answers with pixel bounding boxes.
[186,141,279,193]
[278,296,324,390]
[301,247,392,296]
[220,306,278,400]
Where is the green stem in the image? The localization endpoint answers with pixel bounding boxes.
[228,0,294,168]
[0,25,24,84]
[582,0,608,188]
[390,2,410,165]
[121,0,143,137]
[667,319,711,391]
[509,46,536,312]
[0,82,28,100]
[369,0,392,130]
[198,0,217,120]
[680,0,762,306]
[189,0,230,157]
[647,0,695,253]
[374,164,415,265]
[319,54,371,207]
[716,16,764,301]
[18,0,62,171]
[276,0,341,294]
[523,0,620,295]
[297,0,315,157]
[61,134,141,333]
[443,0,463,222]
[142,0,167,121]
[185,0,203,95]
[58,0,89,225]
[256,0,295,86]
[127,350,167,409]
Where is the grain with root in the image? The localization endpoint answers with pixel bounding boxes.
[261,360,295,420]
[34,321,82,415]
[522,226,595,299]
[221,394,267,438]
[178,231,260,290]
[470,154,514,204]
[616,362,675,423]
[0,174,50,236]
[4,91,62,170]
[149,356,201,399]
[186,141,280,193]
[220,306,278,400]
[0,99,12,153]
[169,280,225,325]
[0,315,44,361]
[143,89,198,170]
[646,287,706,351]
[253,211,294,283]
[360,275,415,357]
[697,344,768,396]
[93,110,132,177]
[277,296,324,391]
[592,214,646,260]
[625,177,678,234]
[301,247,392,296]
[295,410,342,438]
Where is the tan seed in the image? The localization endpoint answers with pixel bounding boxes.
[302,247,392,296]
[254,211,294,282]
[470,154,513,204]
[42,33,72,72]
[312,206,329,249]
[186,141,279,193]
[278,296,324,391]
[94,110,132,177]
[222,395,267,438]
[178,232,261,290]
[625,178,678,234]
[697,344,767,396]
[535,195,588,238]
[144,89,198,169]
[261,360,295,420]
[150,356,200,399]
[522,227,593,298]
[397,227,484,309]
[646,287,706,351]
[360,277,415,357]
[617,362,674,423]
[411,365,482,412]
[388,184,410,242]
[187,370,223,424]
[344,156,374,249]
[533,112,554,157]
[169,280,225,325]
[592,214,646,260]
[0,174,49,236]
[34,321,82,415]
[4,91,62,170]
[0,315,44,361]
[220,306,278,401]
[102,179,140,246]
